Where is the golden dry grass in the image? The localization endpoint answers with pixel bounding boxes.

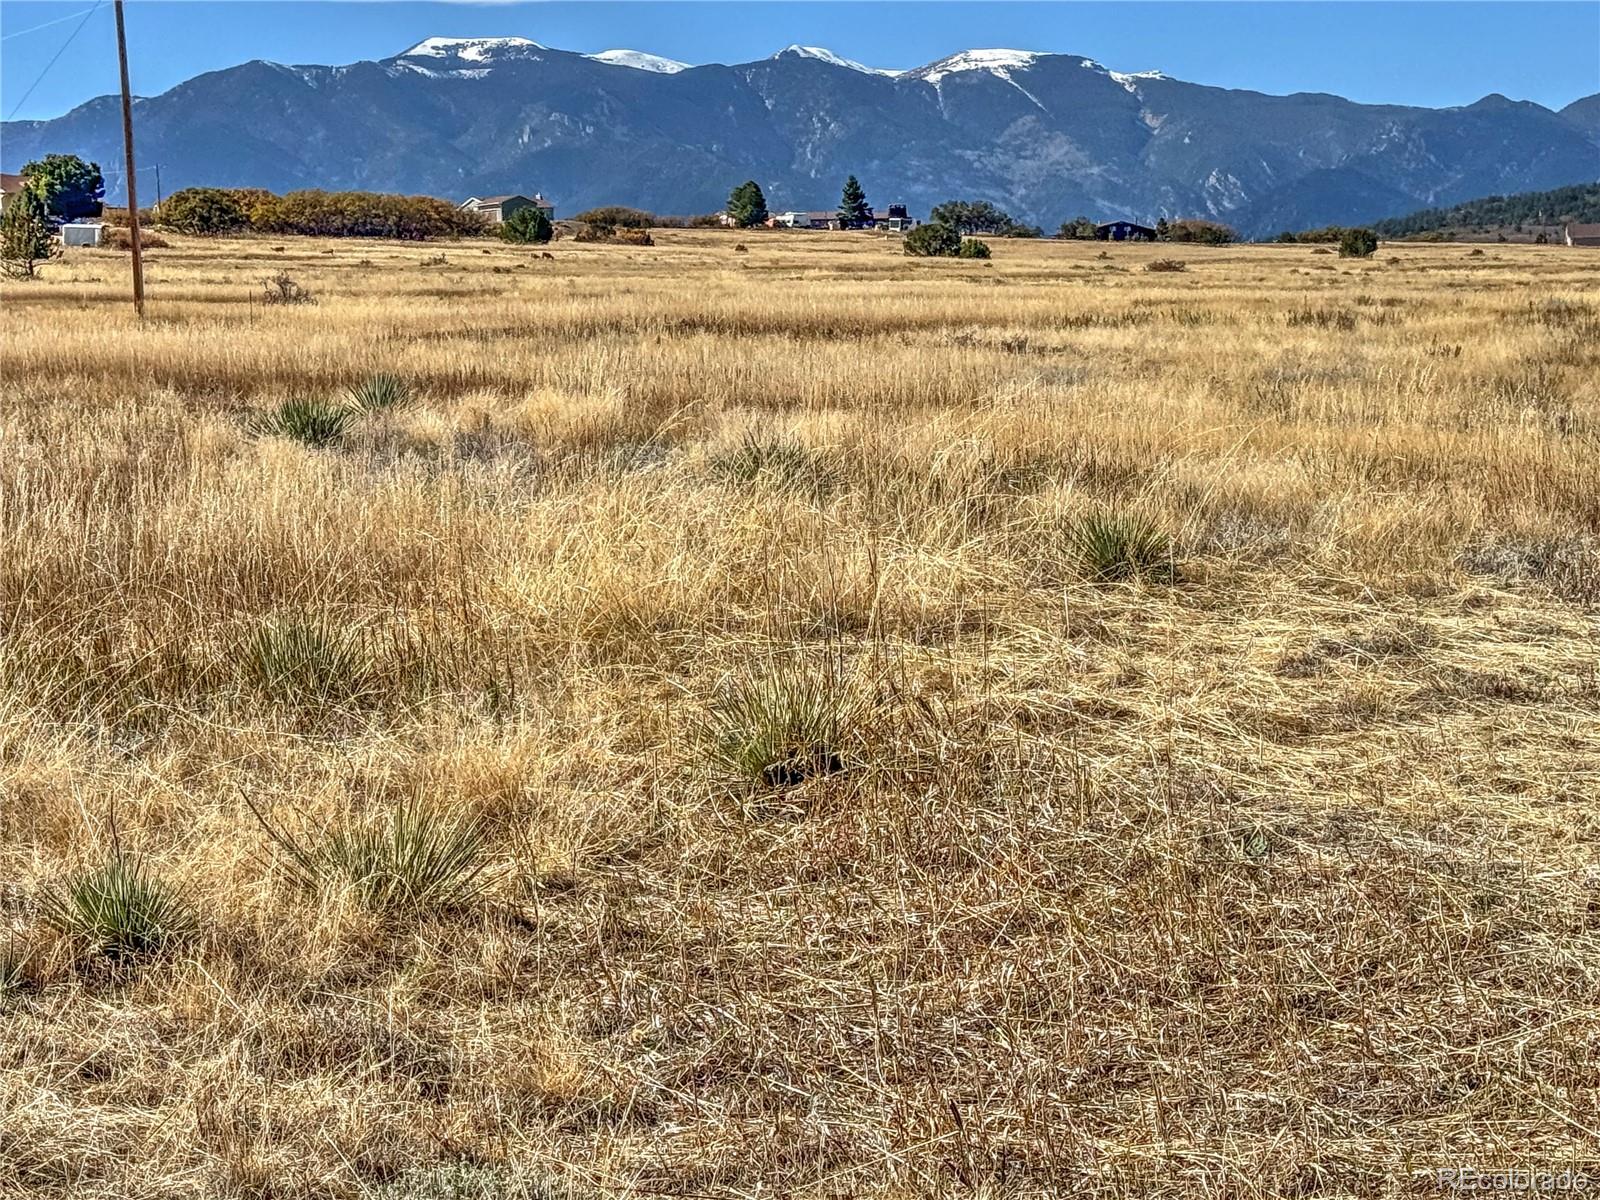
[1,228,1598,1198]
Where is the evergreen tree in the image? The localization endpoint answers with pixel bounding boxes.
[1154,217,1170,241]
[0,187,60,279]
[725,181,769,228]
[502,205,553,244]
[838,175,871,229]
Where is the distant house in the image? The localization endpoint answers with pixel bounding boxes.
[770,210,843,230]
[0,173,26,215]
[1564,222,1600,247]
[872,204,915,232]
[1096,220,1157,242]
[459,193,554,224]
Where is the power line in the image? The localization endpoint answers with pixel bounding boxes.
[4,0,104,121]
[1,4,101,42]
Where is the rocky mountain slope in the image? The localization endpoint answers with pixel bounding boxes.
[4,37,1595,235]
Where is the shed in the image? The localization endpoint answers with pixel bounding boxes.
[460,193,554,224]
[1564,223,1600,248]
[1095,220,1157,242]
[61,221,104,248]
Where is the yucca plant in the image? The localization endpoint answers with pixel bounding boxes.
[39,853,195,961]
[251,796,493,915]
[244,616,371,706]
[347,373,413,413]
[1070,511,1174,582]
[701,663,864,789]
[250,397,356,448]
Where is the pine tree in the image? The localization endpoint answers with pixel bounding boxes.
[838,175,871,230]
[0,187,59,280]
[726,181,769,228]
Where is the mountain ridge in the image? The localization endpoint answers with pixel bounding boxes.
[4,37,1595,236]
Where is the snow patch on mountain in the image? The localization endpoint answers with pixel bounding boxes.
[400,37,544,61]
[1109,69,1169,94]
[909,49,1043,86]
[773,45,900,76]
[588,49,691,73]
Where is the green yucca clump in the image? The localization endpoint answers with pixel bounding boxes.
[245,616,371,706]
[1070,511,1174,582]
[251,397,357,447]
[703,664,863,789]
[710,434,834,497]
[347,373,413,413]
[39,854,195,961]
[256,798,492,915]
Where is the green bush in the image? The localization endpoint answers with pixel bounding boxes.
[250,397,354,447]
[40,853,195,961]
[253,797,493,915]
[244,615,372,706]
[1337,227,1379,258]
[903,222,962,257]
[348,373,413,412]
[159,187,248,235]
[957,238,992,259]
[501,205,552,244]
[1069,511,1174,582]
[701,663,865,789]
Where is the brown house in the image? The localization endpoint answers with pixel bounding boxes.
[1563,223,1600,248]
[459,193,554,224]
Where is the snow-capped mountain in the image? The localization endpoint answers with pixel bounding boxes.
[586,49,690,74]
[4,37,1594,235]
[771,45,900,77]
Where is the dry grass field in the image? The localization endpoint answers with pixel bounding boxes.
[1,227,1597,1199]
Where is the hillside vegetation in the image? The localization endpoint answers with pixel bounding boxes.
[1373,181,1600,237]
[0,232,1597,1198]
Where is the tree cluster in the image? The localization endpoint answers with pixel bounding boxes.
[1160,218,1237,245]
[154,187,489,240]
[573,206,654,228]
[1372,183,1600,238]
[19,154,104,221]
[930,200,1040,237]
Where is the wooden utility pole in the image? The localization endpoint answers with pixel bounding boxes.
[113,0,144,316]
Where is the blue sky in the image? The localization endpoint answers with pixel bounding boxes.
[3,1,1597,122]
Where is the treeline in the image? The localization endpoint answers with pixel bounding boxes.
[1057,215,1238,243]
[1371,183,1600,237]
[159,187,488,239]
